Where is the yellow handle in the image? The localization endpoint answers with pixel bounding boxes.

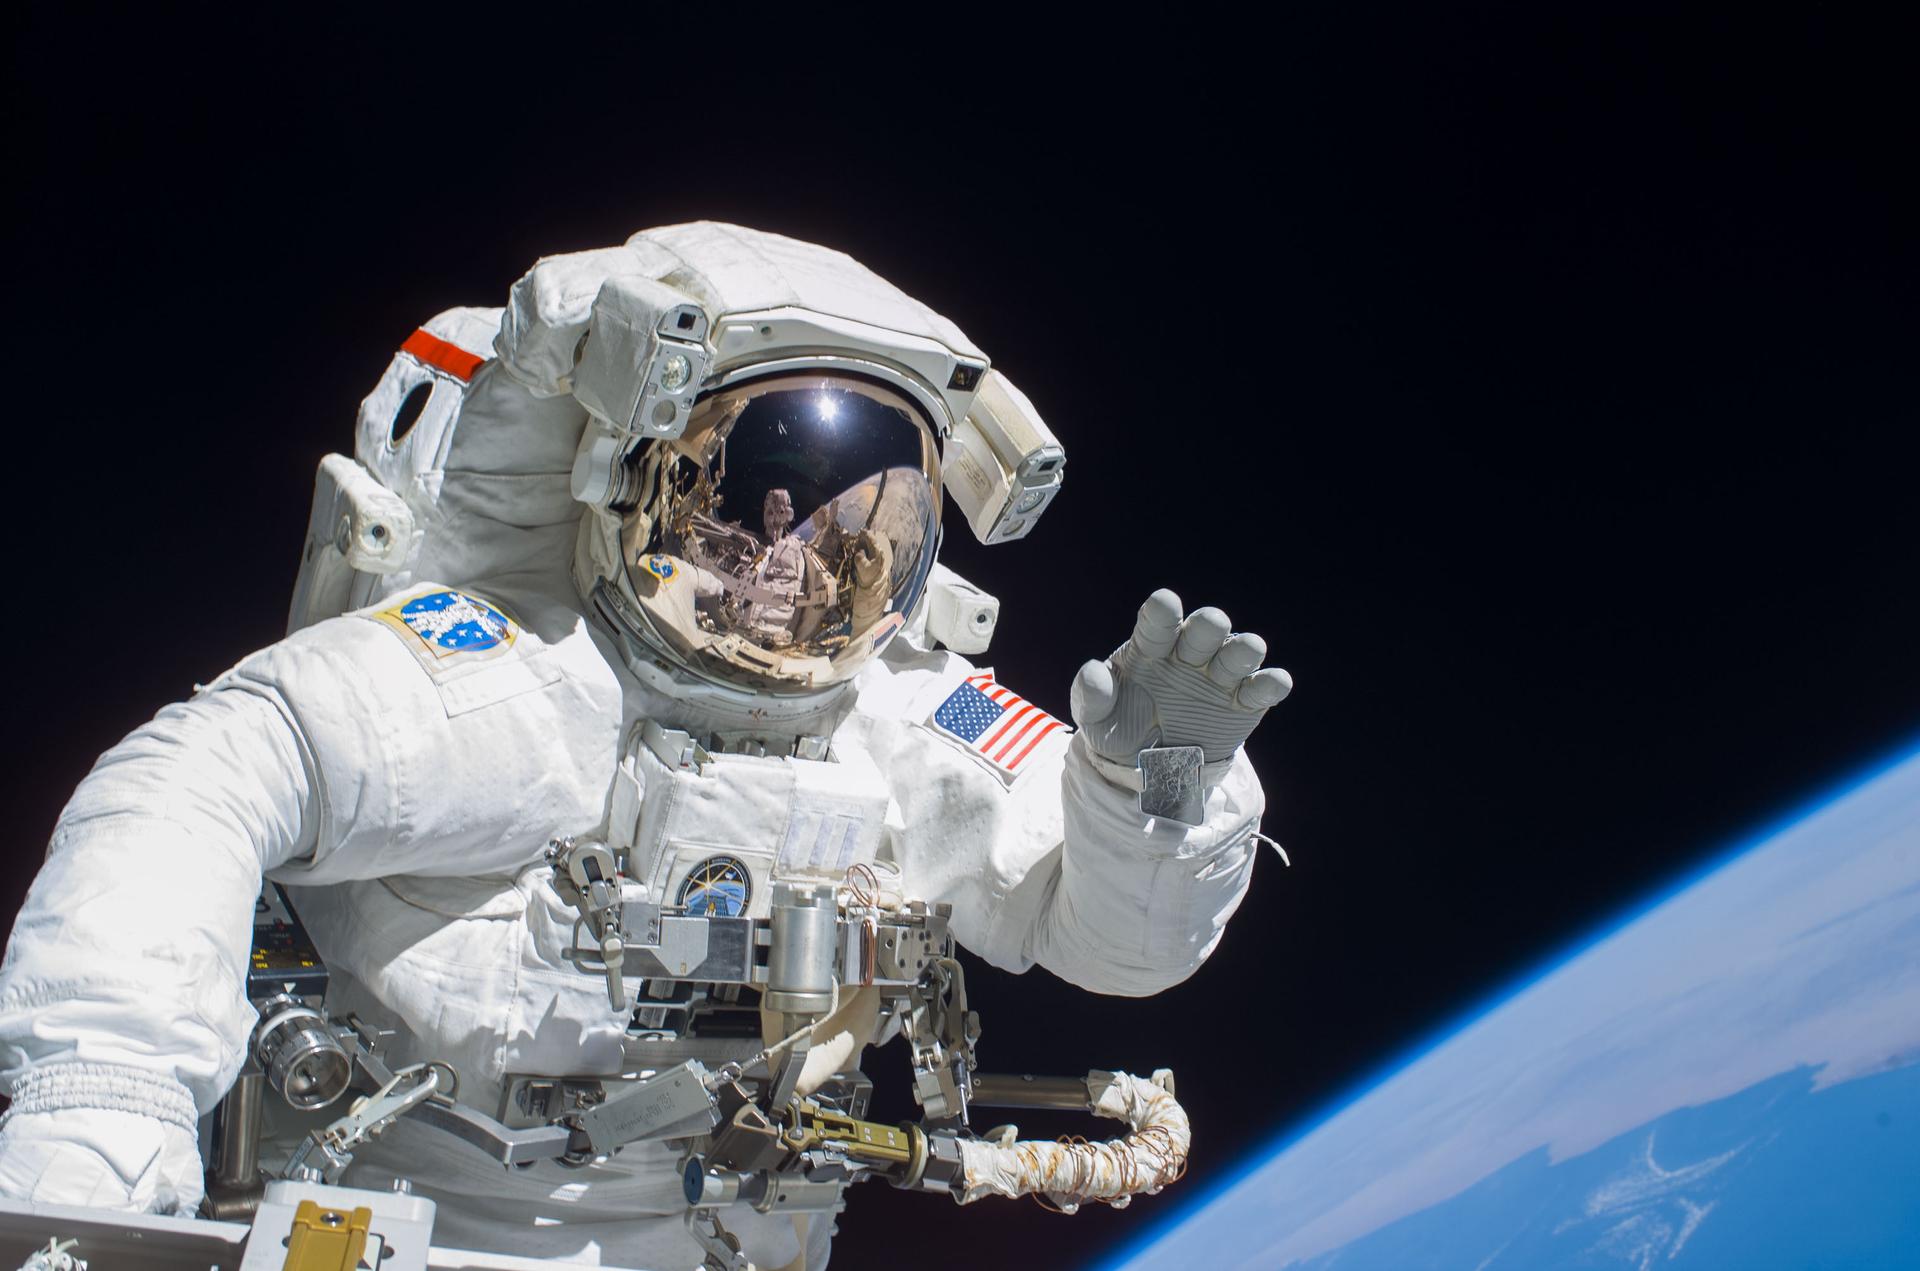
[283,1198,373,1271]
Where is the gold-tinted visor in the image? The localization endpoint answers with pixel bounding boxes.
[617,372,942,692]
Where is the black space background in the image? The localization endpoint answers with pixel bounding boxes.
[3,10,1915,1270]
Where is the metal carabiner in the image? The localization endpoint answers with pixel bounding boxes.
[285,1061,450,1183]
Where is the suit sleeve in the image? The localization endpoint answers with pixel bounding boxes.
[0,671,320,1213]
[0,585,619,1212]
[862,653,1266,998]
[1016,734,1264,996]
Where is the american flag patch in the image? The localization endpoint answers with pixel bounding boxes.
[927,672,1069,780]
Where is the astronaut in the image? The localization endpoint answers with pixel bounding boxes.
[730,488,832,646]
[0,224,1290,1268]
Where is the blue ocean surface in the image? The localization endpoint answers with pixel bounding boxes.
[1109,744,1920,1270]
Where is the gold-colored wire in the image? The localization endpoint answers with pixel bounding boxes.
[842,861,879,908]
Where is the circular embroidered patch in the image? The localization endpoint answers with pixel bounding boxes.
[645,555,678,583]
[397,590,514,653]
[677,855,752,917]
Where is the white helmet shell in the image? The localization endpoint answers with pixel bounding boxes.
[525,224,991,698]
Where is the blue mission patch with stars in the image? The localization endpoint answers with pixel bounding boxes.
[369,588,517,663]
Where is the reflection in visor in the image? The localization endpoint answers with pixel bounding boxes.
[618,373,941,691]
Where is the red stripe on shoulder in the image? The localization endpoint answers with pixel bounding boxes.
[399,328,485,382]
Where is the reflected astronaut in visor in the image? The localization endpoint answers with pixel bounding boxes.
[619,373,939,690]
[735,487,817,644]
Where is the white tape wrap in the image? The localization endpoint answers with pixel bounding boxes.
[955,1069,1190,1211]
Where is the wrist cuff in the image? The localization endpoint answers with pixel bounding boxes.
[1085,745,1237,791]
[2,1062,199,1136]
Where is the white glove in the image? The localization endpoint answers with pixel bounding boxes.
[1070,590,1291,774]
[0,1109,204,1215]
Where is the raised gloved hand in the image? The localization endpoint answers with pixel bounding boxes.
[1070,590,1291,781]
[850,530,888,587]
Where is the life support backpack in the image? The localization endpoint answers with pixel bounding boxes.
[287,298,589,634]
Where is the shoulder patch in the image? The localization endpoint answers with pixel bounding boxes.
[364,587,519,673]
[923,671,1070,784]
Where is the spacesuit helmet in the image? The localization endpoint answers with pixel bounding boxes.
[606,368,942,694]
[549,224,1064,701]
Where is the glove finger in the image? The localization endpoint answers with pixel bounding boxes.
[1237,666,1294,710]
[1070,659,1118,727]
[1130,589,1184,660]
[1174,606,1231,666]
[1207,632,1267,688]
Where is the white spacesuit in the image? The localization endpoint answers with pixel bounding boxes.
[0,224,1288,1269]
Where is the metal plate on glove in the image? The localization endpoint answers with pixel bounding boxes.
[1138,745,1205,826]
